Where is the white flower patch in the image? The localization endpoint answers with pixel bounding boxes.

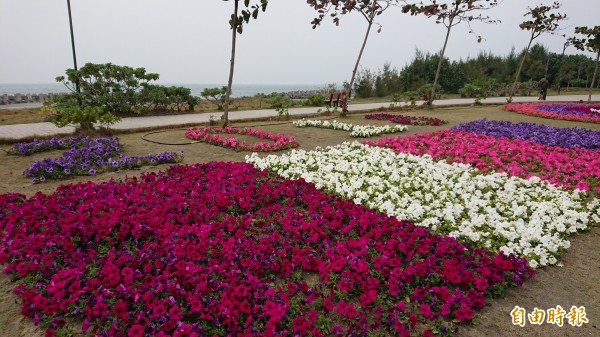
[246,142,598,268]
[591,108,600,113]
[292,119,408,138]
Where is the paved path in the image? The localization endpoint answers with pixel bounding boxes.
[1,95,598,140]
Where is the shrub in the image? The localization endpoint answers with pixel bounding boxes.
[458,84,483,98]
[569,78,587,88]
[45,104,120,130]
[402,91,418,106]
[303,94,325,107]
[53,62,159,115]
[267,92,292,108]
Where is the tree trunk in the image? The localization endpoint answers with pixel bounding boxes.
[348,18,374,100]
[588,50,600,103]
[223,0,239,126]
[509,31,535,102]
[429,20,454,107]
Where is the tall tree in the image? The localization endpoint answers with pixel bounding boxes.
[401,0,499,106]
[222,0,268,125]
[306,0,395,104]
[569,26,600,103]
[508,1,566,102]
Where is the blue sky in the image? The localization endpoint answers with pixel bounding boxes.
[0,0,598,85]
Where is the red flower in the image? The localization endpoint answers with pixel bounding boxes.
[128,324,145,337]
[455,307,475,321]
[113,300,129,321]
[419,304,433,319]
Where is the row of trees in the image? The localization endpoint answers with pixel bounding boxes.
[56,1,599,128]
[352,44,599,99]
[306,1,599,108]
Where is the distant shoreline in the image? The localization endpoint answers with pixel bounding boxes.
[0,83,330,98]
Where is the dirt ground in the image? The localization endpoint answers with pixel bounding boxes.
[0,105,599,336]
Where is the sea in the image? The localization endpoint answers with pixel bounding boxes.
[0,83,329,98]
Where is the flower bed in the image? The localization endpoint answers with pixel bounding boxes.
[503,102,600,123]
[292,119,408,137]
[6,136,84,156]
[0,162,533,336]
[367,130,600,192]
[18,136,183,183]
[247,142,600,269]
[451,119,600,149]
[185,126,298,152]
[365,113,447,126]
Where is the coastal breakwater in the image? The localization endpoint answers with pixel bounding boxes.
[1,93,59,105]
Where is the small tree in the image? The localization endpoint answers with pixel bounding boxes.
[569,26,600,103]
[201,86,228,110]
[401,0,499,106]
[508,2,566,102]
[222,0,268,125]
[55,62,159,114]
[307,0,395,105]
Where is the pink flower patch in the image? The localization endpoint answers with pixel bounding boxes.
[185,126,299,152]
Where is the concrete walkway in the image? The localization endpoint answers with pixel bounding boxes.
[1,94,598,140]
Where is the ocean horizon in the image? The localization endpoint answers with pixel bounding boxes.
[0,83,331,98]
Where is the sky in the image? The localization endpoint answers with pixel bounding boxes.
[0,0,598,86]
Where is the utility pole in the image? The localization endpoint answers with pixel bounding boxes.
[66,0,82,106]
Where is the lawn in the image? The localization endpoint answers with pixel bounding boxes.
[0,105,599,337]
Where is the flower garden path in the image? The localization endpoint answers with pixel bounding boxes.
[0,94,598,140]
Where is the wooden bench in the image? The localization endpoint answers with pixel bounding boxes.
[324,91,347,108]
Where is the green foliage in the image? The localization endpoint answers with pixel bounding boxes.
[374,76,387,97]
[391,93,403,106]
[303,94,326,107]
[48,62,196,127]
[356,42,597,100]
[519,2,567,38]
[54,62,159,115]
[569,26,600,54]
[401,0,499,42]
[46,104,120,130]
[229,0,268,34]
[353,68,375,98]
[266,92,292,109]
[402,91,418,106]
[508,1,567,101]
[140,85,197,112]
[569,78,587,88]
[201,86,227,110]
[307,0,393,28]
[417,83,443,101]
[516,80,537,95]
[458,83,483,98]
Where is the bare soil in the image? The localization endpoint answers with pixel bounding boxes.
[0,105,599,336]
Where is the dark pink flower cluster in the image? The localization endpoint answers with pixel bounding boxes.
[0,163,533,336]
[186,126,299,152]
[365,113,447,126]
[364,130,600,192]
[503,102,600,123]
